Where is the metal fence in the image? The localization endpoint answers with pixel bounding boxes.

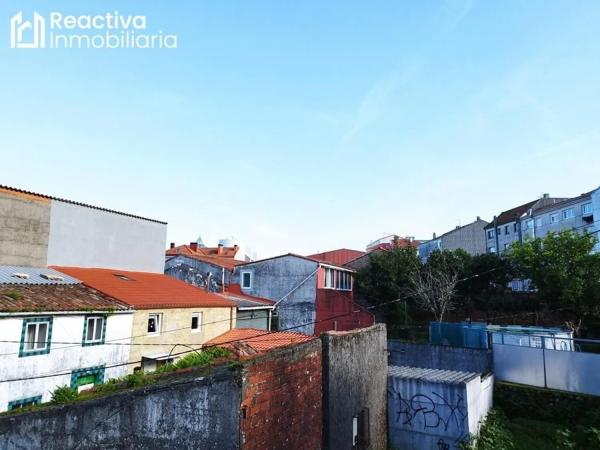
[493,334,600,396]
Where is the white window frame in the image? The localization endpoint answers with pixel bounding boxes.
[550,213,559,224]
[487,230,494,239]
[85,316,104,344]
[24,321,50,352]
[191,312,202,333]
[241,271,252,290]
[582,203,593,215]
[324,267,333,288]
[562,208,574,220]
[147,313,162,336]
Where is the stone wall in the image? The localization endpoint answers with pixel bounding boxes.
[0,369,242,450]
[322,324,387,450]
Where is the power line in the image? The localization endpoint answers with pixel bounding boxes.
[0,266,504,384]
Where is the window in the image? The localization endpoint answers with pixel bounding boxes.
[487,229,494,239]
[335,271,352,290]
[7,395,42,411]
[324,268,352,290]
[525,219,534,230]
[582,203,593,215]
[191,312,202,332]
[535,218,542,228]
[19,317,53,357]
[82,316,105,346]
[550,213,559,224]
[504,243,510,250]
[241,271,252,289]
[514,223,518,232]
[563,208,575,220]
[147,314,161,335]
[324,268,334,288]
[70,366,105,392]
[504,225,509,235]
[496,227,501,235]
[352,408,370,449]
[488,246,496,253]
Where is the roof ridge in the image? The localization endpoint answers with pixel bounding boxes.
[0,185,167,225]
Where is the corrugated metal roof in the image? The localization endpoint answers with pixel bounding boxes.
[388,365,479,384]
[223,295,275,309]
[0,266,80,285]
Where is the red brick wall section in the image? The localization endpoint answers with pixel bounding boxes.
[241,340,323,450]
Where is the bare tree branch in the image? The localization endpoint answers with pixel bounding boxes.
[408,265,459,322]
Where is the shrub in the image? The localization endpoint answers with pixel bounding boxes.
[470,409,515,450]
[50,386,78,404]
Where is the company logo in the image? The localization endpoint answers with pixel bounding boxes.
[9,11,177,50]
[10,12,45,48]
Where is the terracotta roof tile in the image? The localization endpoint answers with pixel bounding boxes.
[52,267,236,310]
[205,328,313,353]
[166,252,243,270]
[307,249,366,266]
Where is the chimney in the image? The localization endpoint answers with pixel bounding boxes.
[543,193,550,198]
[476,216,480,221]
[190,242,198,252]
[433,232,437,239]
[217,243,224,255]
[170,242,175,249]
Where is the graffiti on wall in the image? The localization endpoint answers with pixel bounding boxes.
[389,388,468,435]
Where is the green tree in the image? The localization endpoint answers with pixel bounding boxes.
[508,230,600,326]
[355,247,420,323]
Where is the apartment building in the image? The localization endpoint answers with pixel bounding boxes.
[484,194,566,254]
[418,217,489,261]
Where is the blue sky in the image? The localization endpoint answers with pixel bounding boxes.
[1,1,600,257]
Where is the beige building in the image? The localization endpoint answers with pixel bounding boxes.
[54,267,236,372]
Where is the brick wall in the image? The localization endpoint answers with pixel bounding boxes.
[240,339,323,450]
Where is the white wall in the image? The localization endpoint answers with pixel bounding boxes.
[0,313,133,412]
[47,200,167,273]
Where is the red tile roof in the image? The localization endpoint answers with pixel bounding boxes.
[0,284,130,313]
[307,249,366,266]
[166,252,243,270]
[52,267,236,310]
[205,328,313,353]
[167,244,239,258]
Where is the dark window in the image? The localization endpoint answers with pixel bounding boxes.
[504,225,509,235]
[241,272,252,289]
[514,223,518,232]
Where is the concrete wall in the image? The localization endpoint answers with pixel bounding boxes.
[441,219,488,255]
[128,307,235,373]
[322,324,387,450]
[240,339,322,450]
[47,200,167,273]
[0,312,133,412]
[233,256,318,335]
[0,189,51,267]
[0,369,242,450]
[388,369,493,450]
[388,341,492,373]
[164,255,232,292]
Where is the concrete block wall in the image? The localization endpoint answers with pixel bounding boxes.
[388,341,493,374]
[322,324,387,450]
[0,189,50,267]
